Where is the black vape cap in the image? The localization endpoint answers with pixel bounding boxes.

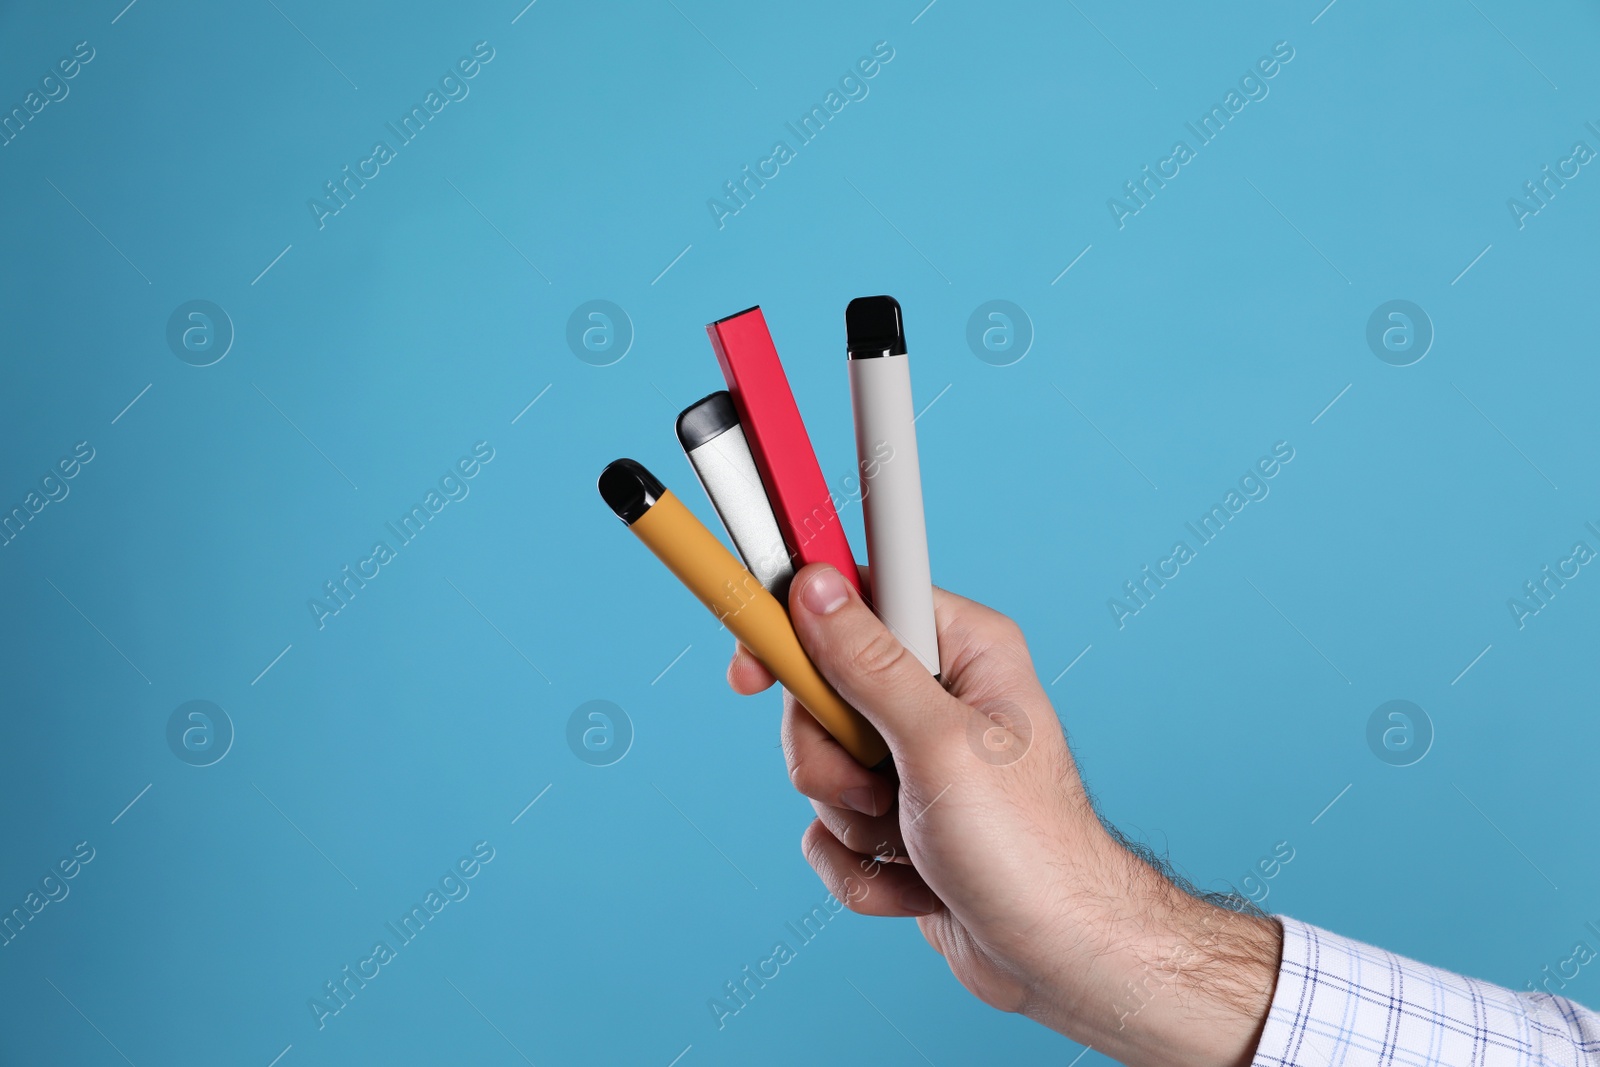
[598,458,666,525]
[845,295,906,358]
[675,391,740,451]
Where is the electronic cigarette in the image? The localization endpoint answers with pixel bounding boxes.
[845,296,940,675]
[599,458,890,769]
[676,391,795,601]
[705,306,862,594]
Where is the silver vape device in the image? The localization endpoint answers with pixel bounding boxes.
[676,391,795,601]
[846,296,940,676]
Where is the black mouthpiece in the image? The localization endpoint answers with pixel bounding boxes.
[676,391,740,451]
[845,295,906,359]
[598,459,666,524]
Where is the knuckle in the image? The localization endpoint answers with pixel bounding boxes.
[848,824,896,859]
[963,599,1020,642]
[787,755,824,799]
[782,729,831,802]
[800,821,836,875]
[798,821,875,911]
[825,809,868,852]
[838,824,869,854]
[990,611,1025,645]
[799,820,823,862]
[849,626,912,681]
[814,803,902,859]
[838,873,874,911]
[971,610,1032,669]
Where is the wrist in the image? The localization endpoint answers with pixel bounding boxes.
[1110,895,1280,1067]
[1025,845,1282,1067]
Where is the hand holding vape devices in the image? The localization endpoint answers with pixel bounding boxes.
[845,296,940,675]
[598,459,890,769]
[706,307,862,594]
[676,391,794,601]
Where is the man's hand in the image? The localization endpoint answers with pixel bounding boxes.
[728,563,1282,1067]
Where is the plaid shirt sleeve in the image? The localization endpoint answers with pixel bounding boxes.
[1251,917,1600,1066]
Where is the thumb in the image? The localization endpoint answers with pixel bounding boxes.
[789,563,967,765]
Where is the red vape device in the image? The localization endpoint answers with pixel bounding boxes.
[706,306,861,594]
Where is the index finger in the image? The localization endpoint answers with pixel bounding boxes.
[727,641,776,695]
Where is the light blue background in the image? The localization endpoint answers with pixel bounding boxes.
[2,0,1597,1063]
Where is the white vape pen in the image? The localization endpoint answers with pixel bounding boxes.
[845,296,940,676]
[676,391,796,601]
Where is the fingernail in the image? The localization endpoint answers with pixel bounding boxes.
[801,567,849,615]
[900,885,937,915]
[840,787,878,816]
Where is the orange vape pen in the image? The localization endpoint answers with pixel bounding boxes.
[599,458,890,770]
